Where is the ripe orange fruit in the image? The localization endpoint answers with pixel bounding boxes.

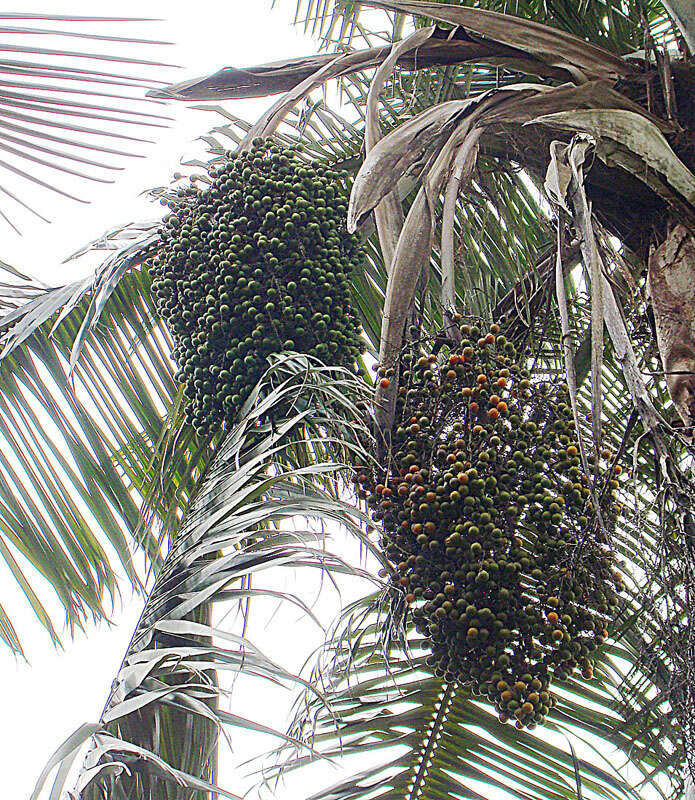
[379,377,390,388]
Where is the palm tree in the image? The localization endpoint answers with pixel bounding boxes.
[7,1,695,799]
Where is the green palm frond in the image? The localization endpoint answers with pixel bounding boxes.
[290,0,677,54]
[0,219,219,653]
[268,593,674,800]
[33,354,380,800]
[0,237,163,653]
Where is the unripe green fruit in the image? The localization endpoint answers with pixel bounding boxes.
[358,327,623,732]
[149,141,365,437]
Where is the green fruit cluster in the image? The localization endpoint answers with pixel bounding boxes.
[149,139,365,437]
[357,323,624,729]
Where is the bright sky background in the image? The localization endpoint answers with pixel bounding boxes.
[0,1,318,282]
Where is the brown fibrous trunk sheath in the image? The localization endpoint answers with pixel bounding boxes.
[648,223,695,432]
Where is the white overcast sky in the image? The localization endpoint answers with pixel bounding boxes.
[0,1,319,282]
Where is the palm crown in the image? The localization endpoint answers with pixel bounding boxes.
[4,3,695,800]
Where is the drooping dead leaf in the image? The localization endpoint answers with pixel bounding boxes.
[348,97,483,233]
[648,225,695,432]
[151,27,570,101]
[440,130,481,336]
[545,140,573,213]
[365,27,436,270]
[548,137,661,435]
[348,84,544,233]
[358,0,634,80]
[567,136,605,464]
[546,143,593,482]
[373,123,483,433]
[531,108,695,207]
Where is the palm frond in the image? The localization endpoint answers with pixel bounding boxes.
[32,354,380,800]
[0,14,176,230]
[268,592,675,800]
[0,218,196,653]
[290,0,674,54]
[0,239,167,653]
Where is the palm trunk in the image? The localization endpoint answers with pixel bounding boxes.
[647,221,695,792]
[647,223,695,433]
[80,594,218,800]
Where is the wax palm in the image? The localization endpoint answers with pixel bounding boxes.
[4,2,695,799]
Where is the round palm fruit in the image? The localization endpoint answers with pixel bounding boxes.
[356,324,624,729]
[148,139,365,437]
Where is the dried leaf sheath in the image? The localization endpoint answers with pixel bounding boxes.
[440,131,481,338]
[648,225,695,431]
[150,32,571,102]
[373,124,485,433]
[357,0,634,79]
[364,27,435,270]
